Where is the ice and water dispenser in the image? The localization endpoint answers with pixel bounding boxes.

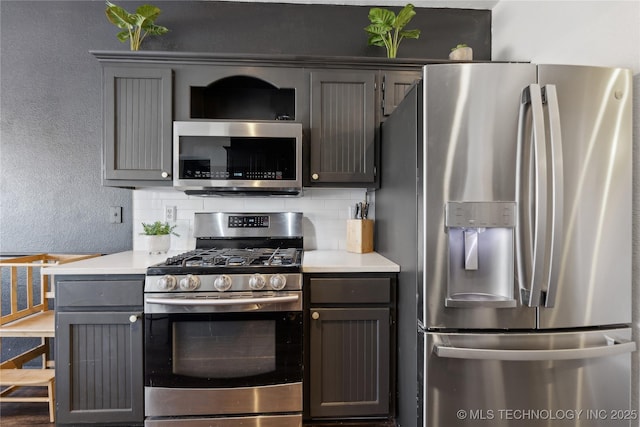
[444,201,517,308]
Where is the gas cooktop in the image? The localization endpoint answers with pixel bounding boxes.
[157,247,302,268]
[146,212,304,278]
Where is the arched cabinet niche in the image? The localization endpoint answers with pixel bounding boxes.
[190,75,296,121]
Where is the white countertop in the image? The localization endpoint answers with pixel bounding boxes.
[302,250,399,273]
[42,250,400,275]
[42,251,175,275]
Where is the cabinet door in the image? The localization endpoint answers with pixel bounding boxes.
[382,70,422,116]
[309,70,377,185]
[56,311,143,425]
[309,307,390,418]
[103,66,173,186]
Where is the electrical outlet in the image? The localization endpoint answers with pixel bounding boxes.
[165,206,177,222]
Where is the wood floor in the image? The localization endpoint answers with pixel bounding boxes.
[1,387,396,426]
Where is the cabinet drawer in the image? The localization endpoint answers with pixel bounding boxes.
[57,280,143,308]
[309,277,391,304]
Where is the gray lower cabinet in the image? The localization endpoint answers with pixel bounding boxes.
[309,70,378,186]
[55,276,144,426]
[103,66,173,187]
[305,274,396,420]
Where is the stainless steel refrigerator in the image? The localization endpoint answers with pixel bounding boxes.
[376,63,636,427]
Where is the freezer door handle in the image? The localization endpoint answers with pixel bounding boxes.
[540,84,564,308]
[515,84,548,307]
[433,339,636,361]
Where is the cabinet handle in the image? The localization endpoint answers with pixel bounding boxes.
[129,315,139,323]
[312,312,320,320]
[161,171,170,178]
[312,173,319,180]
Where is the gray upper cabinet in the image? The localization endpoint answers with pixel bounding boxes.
[309,70,378,186]
[382,70,422,117]
[103,66,173,187]
[93,51,429,189]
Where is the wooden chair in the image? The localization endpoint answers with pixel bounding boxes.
[0,253,99,423]
[0,369,55,422]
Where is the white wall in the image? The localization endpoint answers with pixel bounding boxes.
[492,0,640,416]
[492,0,640,73]
[132,188,370,251]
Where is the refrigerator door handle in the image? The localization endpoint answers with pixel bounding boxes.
[515,84,547,307]
[433,339,636,361]
[541,84,564,308]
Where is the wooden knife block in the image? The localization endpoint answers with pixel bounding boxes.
[347,219,374,253]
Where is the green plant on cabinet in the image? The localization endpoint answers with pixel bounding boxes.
[364,3,421,58]
[105,1,169,51]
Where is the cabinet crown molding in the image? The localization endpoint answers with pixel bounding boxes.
[90,50,475,69]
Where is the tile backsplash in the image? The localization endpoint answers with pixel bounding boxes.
[133,188,374,251]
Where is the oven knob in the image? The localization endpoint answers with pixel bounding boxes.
[269,274,287,290]
[179,274,201,291]
[249,274,266,290]
[157,275,177,291]
[214,275,232,292]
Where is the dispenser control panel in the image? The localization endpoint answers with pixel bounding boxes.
[445,202,516,228]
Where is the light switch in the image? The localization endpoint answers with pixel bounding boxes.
[109,206,122,224]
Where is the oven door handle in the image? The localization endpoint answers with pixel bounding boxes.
[145,294,299,306]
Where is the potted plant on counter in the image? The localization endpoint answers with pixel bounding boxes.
[141,221,179,254]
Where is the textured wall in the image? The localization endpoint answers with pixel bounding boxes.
[140,2,491,58]
[0,1,132,254]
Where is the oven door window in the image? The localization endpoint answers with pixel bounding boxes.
[145,312,302,388]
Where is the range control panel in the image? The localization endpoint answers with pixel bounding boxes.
[228,215,270,228]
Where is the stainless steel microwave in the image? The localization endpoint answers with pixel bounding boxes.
[173,121,302,196]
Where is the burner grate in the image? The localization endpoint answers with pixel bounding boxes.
[160,247,301,269]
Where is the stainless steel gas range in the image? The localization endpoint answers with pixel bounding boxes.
[143,212,303,427]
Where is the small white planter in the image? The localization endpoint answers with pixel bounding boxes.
[145,234,171,254]
[449,46,473,61]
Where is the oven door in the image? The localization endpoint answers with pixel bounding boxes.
[145,311,302,389]
[144,295,302,419]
